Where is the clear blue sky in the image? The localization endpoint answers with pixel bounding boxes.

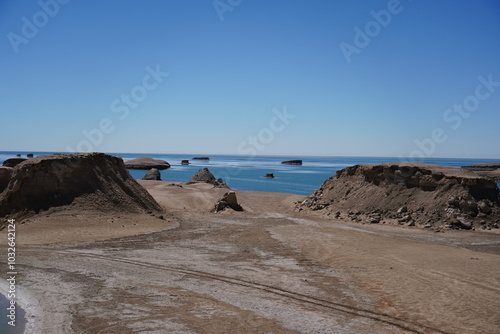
[1,0,499,158]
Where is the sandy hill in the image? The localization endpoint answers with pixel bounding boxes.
[0,153,162,227]
[298,162,500,230]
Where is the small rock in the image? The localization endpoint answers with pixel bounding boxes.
[142,168,162,181]
[478,201,492,215]
[366,216,381,224]
[213,191,243,212]
[397,206,408,214]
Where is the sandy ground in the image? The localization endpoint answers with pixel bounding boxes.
[0,181,499,333]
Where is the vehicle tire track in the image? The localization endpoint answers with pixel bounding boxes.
[23,247,449,334]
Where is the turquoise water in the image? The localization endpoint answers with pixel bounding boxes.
[1,151,499,195]
[0,293,26,334]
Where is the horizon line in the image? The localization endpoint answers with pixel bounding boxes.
[1,150,499,161]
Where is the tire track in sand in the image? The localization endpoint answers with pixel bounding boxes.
[23,247,449,334]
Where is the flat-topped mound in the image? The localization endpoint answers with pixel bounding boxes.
[462,163,500,171]
[462,163,500,181]
[124,157,171,170]
[298,163,500,230]
[0,153,162,226]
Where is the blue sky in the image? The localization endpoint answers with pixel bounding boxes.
[1,0,499,158]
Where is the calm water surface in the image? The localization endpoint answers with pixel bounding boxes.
[1,152,499,195]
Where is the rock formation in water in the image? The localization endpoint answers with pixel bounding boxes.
[298,163,500,230]
[124,157,171,170]
[281,160,302,165]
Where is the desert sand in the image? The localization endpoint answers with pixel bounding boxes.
[1,180,499,334]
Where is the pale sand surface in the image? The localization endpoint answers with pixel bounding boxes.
[0,181,499,333]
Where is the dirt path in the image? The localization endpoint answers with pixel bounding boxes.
[0,184,499,333]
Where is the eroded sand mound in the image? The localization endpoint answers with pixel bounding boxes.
[298,163,500,230]
[0,153,162,225]
[187,168,229,188]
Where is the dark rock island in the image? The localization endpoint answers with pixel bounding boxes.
[281,160,302,165]
[124,157,171,170]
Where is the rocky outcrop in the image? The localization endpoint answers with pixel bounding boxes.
[264,173,275,178]
[124,157,171,170]
[0,167,12,193]
[192,157,210,160]
[213,191,243,212]
[187,168,229,188]
[27,154,34,158]
[181,160,190,165]
[142,168,162,181]
[298,163,500,230]
[3,158,27,168]
[462,163,500,182]
[0,153,162,225]
[281,160,302,165]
